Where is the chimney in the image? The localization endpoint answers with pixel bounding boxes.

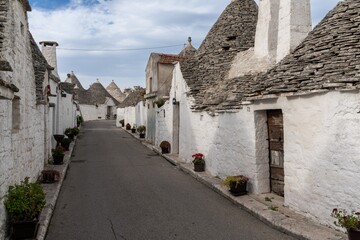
[276,0,312,62]
[254,0,280,60]
[39,41,59,77]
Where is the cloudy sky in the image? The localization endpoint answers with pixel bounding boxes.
[27,0,341,90]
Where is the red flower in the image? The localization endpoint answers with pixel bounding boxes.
[355,212,360,216]
[332,208,338,213]
[192,153,204,159]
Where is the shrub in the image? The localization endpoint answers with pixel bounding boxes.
[5,177,46,222]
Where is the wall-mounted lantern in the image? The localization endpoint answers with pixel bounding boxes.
[172,98,177,105]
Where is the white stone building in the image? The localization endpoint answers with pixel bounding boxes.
[0,2,78,238]
[150,0,359,230]
[0,1,50,238]
[65,73,119,121]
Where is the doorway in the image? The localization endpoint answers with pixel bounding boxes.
[267,110,284,196]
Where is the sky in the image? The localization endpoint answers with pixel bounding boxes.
[27,0,342,90]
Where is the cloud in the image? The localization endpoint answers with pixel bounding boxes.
[28,0,342,89]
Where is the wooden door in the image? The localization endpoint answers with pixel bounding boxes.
[267,110,284,196]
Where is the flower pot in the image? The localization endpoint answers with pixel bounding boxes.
[53,134,64,146]
[61,142,70,151]
[11,220,39,240]
[53,154,64,165]
[194,163,205,172]
[139,133,145,138]
[229,181,248,196]
[348,229,360,240]
[41,170,60,184]
[131,129,136,133]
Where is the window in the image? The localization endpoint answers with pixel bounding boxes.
[20,22,24,36]
[12,97,20,132]
[149,77,153,93]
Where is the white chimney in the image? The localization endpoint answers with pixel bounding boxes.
[39,41,59,77]
[276,0,312,63]
[254,0,280,60]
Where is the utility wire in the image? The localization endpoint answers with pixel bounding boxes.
[58,44,185,52]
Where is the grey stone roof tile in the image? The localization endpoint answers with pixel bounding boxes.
[179,0,258,110]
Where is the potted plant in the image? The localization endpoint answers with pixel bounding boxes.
[53,134,64,146]
[5,177,46,239]
[40,170,60,184]
[154,98,166,108]
[131,125,136,133]
[331,209,360,240]
[223,175,249,196]
[76,115,84,127]
[72,127,80,136]
[192,153,205,172]
[64,128,74,140]
[160,141,171,154]
[126,123,131,130]
[119,119,125,127]
[137,125,146,138]
[52,145,65,165]
[61,138,71,151]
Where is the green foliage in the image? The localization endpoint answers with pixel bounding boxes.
[5,177,46,222]
[223,175,249,189]
[61,138,71,144]
[77,115,84,126]
[332,209,360,230]
[154,98,166,108]
[52,145,64,157]
[72,127,80,136]
[119,119,125,126]
[192,153,205,164]
[137,125,146,133]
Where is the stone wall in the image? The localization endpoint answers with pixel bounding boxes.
[0,1,47,238]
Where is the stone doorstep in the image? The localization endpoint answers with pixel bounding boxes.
[36,139,76,240]
[121,129,347,240]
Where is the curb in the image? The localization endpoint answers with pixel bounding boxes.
[121,127,347,240]
[36,137,77,240]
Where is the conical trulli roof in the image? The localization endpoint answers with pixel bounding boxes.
[106,80,126,103]
[179,37,197,58]
[79,79,119,105]
[65,72,85,91]
[179,0,258,110]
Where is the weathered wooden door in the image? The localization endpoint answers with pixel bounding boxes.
[267,110,284,196]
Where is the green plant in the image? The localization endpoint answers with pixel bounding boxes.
[61,138,71,145]
[77,115,84,126]
[119,119,125,126]
[126,123,131,130]
[331,209,360,230]
[192,153,205,164]
[5,177,46,222]
[72,127,80,136]
[223,175,249,189]
[270,206,279,211]
[52,145,64,157]
[137,125,146,134]
[154,98,166,108]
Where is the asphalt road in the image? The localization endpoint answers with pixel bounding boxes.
[45,120,296,240]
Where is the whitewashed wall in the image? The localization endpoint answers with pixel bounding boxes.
[0,1,47,238]
[58,93,76,134]
[80,104,107,121]
[124,106,136,128]
[155,101,173,147]
[173,61,360,229]
[135,101,147,128]
[116,108,125,127]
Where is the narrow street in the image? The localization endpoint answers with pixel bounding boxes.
[45,121,295,240]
